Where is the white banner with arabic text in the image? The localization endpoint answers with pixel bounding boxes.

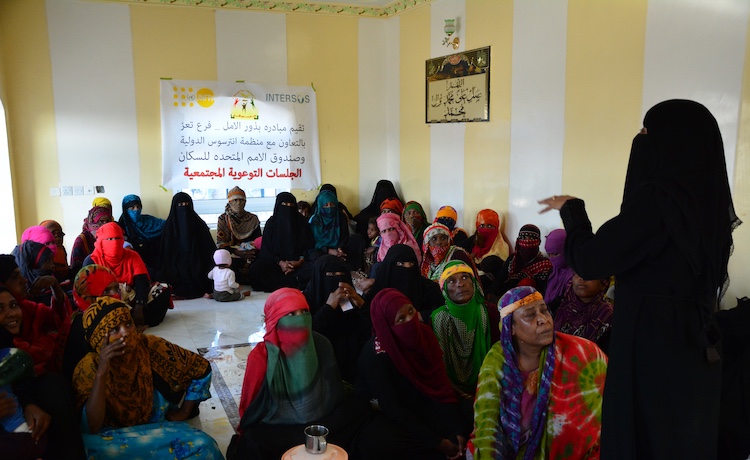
[160,80,321,190]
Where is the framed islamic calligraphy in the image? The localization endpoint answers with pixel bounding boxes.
[426,46,490,123]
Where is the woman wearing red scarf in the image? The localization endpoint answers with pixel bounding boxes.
[230,288,369,460]
[354,288,471,460]
[492,224,552,298]
[86,222,170,327]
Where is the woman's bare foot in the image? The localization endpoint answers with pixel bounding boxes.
[242,290,252,296]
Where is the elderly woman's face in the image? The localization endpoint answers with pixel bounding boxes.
[0,291,22,335]
[445,272,474,304]
[512,299,554,348]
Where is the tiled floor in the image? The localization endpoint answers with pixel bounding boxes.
[145,289,270,458]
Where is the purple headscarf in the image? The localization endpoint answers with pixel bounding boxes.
[543,229,575,304]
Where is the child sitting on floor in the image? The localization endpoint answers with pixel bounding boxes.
[208,249,250,302]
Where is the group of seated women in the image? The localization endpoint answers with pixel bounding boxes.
[1,179,619,459]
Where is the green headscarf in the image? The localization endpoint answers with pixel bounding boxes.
[430,260,491,393]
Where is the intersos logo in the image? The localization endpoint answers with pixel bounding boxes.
[265,93,311,104]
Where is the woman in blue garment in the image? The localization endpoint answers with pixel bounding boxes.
[118,194,165,270]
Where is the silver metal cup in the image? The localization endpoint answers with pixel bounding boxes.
[304,425,328,454]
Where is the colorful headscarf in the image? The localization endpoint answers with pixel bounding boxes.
[376,213,421,263]
[13,241,54,285]
[73,264,119,310]
[92,197,112,209]
[507,224,553,286]
[118,194,165,242]
[379,197,404,216]
[431,261,490,393]
[544,229,575,304]
[238,288,342,426]
[554,277,613,344]
[402,201,428,240]
[82,206,113,234]
[471,209,510,262]
[21,226,57,257]
[420,223,458,280]
[370,288,457,403]
[40,220,69,279]
[309,189,340,250]
[493,286,556,459]
[90,222,148,285]
[73,297,210,428]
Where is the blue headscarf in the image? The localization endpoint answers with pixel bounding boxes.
[119,194,165,241]
[309,190,340,250]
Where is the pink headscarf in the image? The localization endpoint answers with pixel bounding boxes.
[376,213,421,264]
[21,226,57,257]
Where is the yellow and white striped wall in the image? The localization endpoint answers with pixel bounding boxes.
[1,0,748,306]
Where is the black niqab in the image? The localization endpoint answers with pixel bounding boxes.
[624,100,740,304]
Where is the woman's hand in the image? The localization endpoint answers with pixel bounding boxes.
[438,438,460,458]
[23,404,51,444]
[236,249,257,263]
[279,260,295,274]
[27,276,59,297]
[538,195,577,214]
[97,333,127,374]
[166,400,197,422]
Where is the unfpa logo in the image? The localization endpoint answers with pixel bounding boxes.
[172,86,215,108]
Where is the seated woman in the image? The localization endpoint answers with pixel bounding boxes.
[70,206,113,277]
[118,194,165,269]
[230,288,369,460]
[354,288,472,460]
[92,197,112,210]
[353,179,402,236]
[376,213,421,266]
[463,209,510,289]
[493,224,553,297]
[216,186,262,284]
[552,274,613,353]
[303,255,370,384]
[85,222,170,327]
[543,229,575,305]
[308,188,360,270]
[365,244,443,322]
[39,220,71,283]
[72,297,221,459]
[62,264,121,382]
[403,201,428,250]
[249,192,314,291]
[468,286,607,459]
[379,197,404,216]
[435,205,470,248]
[156,192,215,299]
[420,222,475,282]
[13,241,57,306]
[0,288,86,459]
[0,255,72,376]
[431,261,499,398]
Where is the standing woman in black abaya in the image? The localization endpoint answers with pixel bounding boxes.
[539,100,741,460]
